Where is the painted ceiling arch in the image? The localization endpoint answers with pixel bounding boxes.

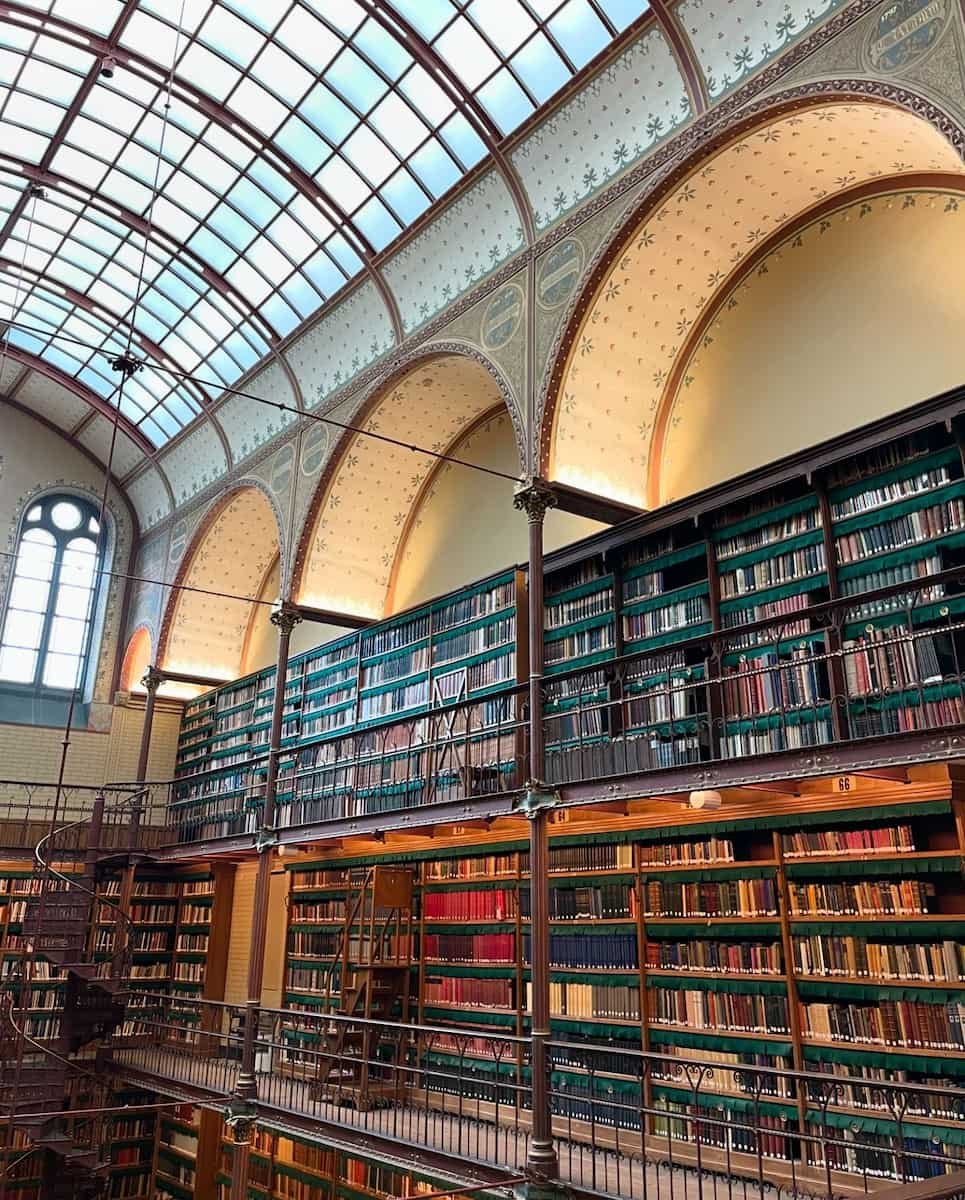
[295,352,522,620]
[158,484,282,681]
[547,101,965,510]
[659,186,965,502]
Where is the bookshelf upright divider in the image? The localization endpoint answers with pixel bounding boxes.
[772,829,809,1134]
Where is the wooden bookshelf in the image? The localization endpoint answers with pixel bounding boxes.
[273,786,965,1180]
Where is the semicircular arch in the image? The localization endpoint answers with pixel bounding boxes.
[157,483,283,681]
[541,87,965,510]
[293,346,524,620]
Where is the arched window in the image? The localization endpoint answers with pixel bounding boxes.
[0,495,106,693]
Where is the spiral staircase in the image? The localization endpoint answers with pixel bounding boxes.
[0,791,152,1200]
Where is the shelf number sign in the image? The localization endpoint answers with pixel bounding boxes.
[834,775,855,793]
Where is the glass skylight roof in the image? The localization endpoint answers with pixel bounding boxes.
[0,0,649,451]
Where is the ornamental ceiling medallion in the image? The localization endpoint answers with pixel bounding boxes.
[864,0,951,73]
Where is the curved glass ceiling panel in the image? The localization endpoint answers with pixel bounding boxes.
[0,0,648,450]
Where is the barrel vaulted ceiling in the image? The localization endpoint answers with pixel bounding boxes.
[0,0,912,534]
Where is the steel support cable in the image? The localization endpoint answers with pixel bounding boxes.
[0,316,526,485]
[1,8,192,1186]
[0,184,41,389]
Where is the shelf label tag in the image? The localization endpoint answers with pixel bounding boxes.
[834,775,855,793]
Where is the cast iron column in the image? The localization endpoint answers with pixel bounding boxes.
[135,665,163,784]
[514,478,559,1177]
[229,605,301,1200]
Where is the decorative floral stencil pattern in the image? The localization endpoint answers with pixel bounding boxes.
[16,372,90,430]
[299,356,505,617]
[77,415,144,479]
[383,172,524,333]
[157,423,229,508]
[286,281,395,409]
[163,487,280,678]
[217,361,297,465]
[674,0,844,97]
[662,189,965,498]
[512,28,690,231]
[126,467,171,531]
[551,104,963,508]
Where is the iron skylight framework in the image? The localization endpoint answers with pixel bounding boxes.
[0,0,649,451]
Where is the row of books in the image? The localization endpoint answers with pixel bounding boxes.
[361,644,429,689]
[110,1173,150,1198]
[546,561,604,595]
[362,613,430,659]
[624,595,709,641]
[422,890,518,920]
[721,595,811,639]
[423,933,516,962]
[781,824,914,857]
[725,717,831,756]
[787,879,936,916]
[716,505,820,560]
[642,879,778,918]
[434,579,515,632]
[723,648,825,715]
[835,497,965,564]
[844,630,948,698]
[793,936,965,981]
[424,978,512,1008]
[467,652,515,691]
[800,998,965,1050]
[538,884,635,921]
[809,1061,961,1117]
[174,961,204,982]
[850,694,965,734]
[359,679,430,721]
[719,543,826,598]
[129,963,168,980]
[649,988,791,1034]
[125,902,178,923]
[287,966,333,993]
[536,980,641,1020]
[433,616,514,664]
[626,686,694,726]
[216,680,258,710]
[303,683,355,712]
[290,867,369,888]
[180,903,210,924]
[623,570,680,604]
[654,1044,792,1097]
[301,706,355,738]
[131,931,169,951]
[532,930,639,969]
[288,932,340,958]
[100,880,178,898]
[640,838,735,866]
[544,624,614,664]
[289,900,345,922]
[840,554,944,611]
[545,586,613,629]
[645,939,783,975]
[831,461,956,520]
[175,933,208,952]
[655,1102,791,1162]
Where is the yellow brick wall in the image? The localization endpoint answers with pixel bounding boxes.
[0,696,181,801]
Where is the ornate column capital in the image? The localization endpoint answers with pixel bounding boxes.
[270,604,302,634]
[223,1098,258,1144]
[513,477,557,525]
[140,664,164,693]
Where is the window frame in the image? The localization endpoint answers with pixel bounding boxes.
[0,493,108,699]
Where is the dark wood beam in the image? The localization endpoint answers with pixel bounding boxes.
[550,481,646,526]
[294,604,373,630]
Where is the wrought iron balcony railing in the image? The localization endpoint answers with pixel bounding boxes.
[112,994,965,1200]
